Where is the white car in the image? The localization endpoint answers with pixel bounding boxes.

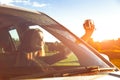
[0,4,120,80]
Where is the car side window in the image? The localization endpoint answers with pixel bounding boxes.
[9,29,20,50]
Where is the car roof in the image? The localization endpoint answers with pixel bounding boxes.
[0,4,40,13]
[0,4,42,29]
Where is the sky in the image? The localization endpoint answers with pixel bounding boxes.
[0,0,120,42]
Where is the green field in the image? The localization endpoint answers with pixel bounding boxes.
[53,53,80,66]
[55,52,120,69]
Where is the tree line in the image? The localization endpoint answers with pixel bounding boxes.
[87,38,120,52]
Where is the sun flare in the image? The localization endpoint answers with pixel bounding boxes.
[92,32,119,42]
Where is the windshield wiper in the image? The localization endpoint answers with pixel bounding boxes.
[32,66,100,78]
[54,66,116,76]
[59,66,100,76]
[15,66,116,79]
[98,67,116,72]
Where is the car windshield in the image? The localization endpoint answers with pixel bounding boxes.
[0,5,117,79]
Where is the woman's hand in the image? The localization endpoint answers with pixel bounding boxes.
[83,19,95,34]
[81,19,95,41]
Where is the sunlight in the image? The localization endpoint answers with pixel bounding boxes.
[92,35,114,42]
[92,30,119,42]
[90,16,120,42]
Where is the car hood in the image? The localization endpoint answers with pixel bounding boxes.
[11,71,120,80]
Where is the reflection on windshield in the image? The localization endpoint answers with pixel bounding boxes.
[47,27,76,42]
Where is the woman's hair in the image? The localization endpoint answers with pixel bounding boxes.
[19,28,44,53]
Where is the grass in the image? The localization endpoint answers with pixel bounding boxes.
[53,51,120,69]
[53,53,80,66]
